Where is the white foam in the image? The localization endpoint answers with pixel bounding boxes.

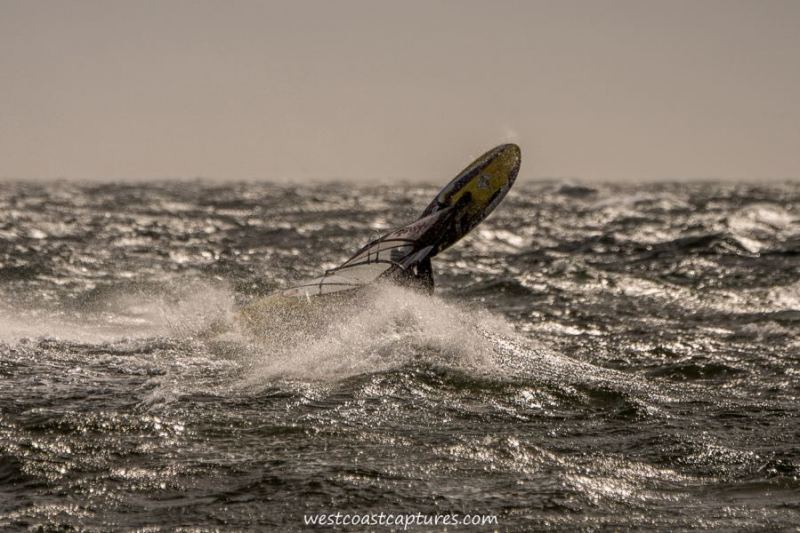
[0,279,235,344]
[1,278,657,406]
[768,281,800,311]
[241,284,517,383]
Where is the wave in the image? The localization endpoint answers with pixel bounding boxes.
[0,278,234,344]
[0,269,728,434]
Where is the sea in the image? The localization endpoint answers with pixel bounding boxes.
[1,180,798,531]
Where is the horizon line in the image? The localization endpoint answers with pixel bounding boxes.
[2,175,799,185]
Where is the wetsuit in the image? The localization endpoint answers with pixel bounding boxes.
[414,257,434,294]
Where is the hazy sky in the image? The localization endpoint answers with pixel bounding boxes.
[1,0,798,182]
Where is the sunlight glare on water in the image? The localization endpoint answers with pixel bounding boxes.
[1,180,799,529]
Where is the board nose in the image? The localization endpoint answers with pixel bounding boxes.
[498,143,521,158]
[496,143,521,172]
[491,143,521,186]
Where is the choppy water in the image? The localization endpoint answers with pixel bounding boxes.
[1,180,799,531]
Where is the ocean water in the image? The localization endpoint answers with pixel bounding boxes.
[0,180,799,531]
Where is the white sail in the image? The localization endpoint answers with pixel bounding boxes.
[280,210,448,298]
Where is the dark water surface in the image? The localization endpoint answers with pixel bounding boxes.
[1,181,799,531]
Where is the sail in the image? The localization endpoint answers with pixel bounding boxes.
[280,209,450,298]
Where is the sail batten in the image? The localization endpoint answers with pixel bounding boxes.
[279,209,451,298]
